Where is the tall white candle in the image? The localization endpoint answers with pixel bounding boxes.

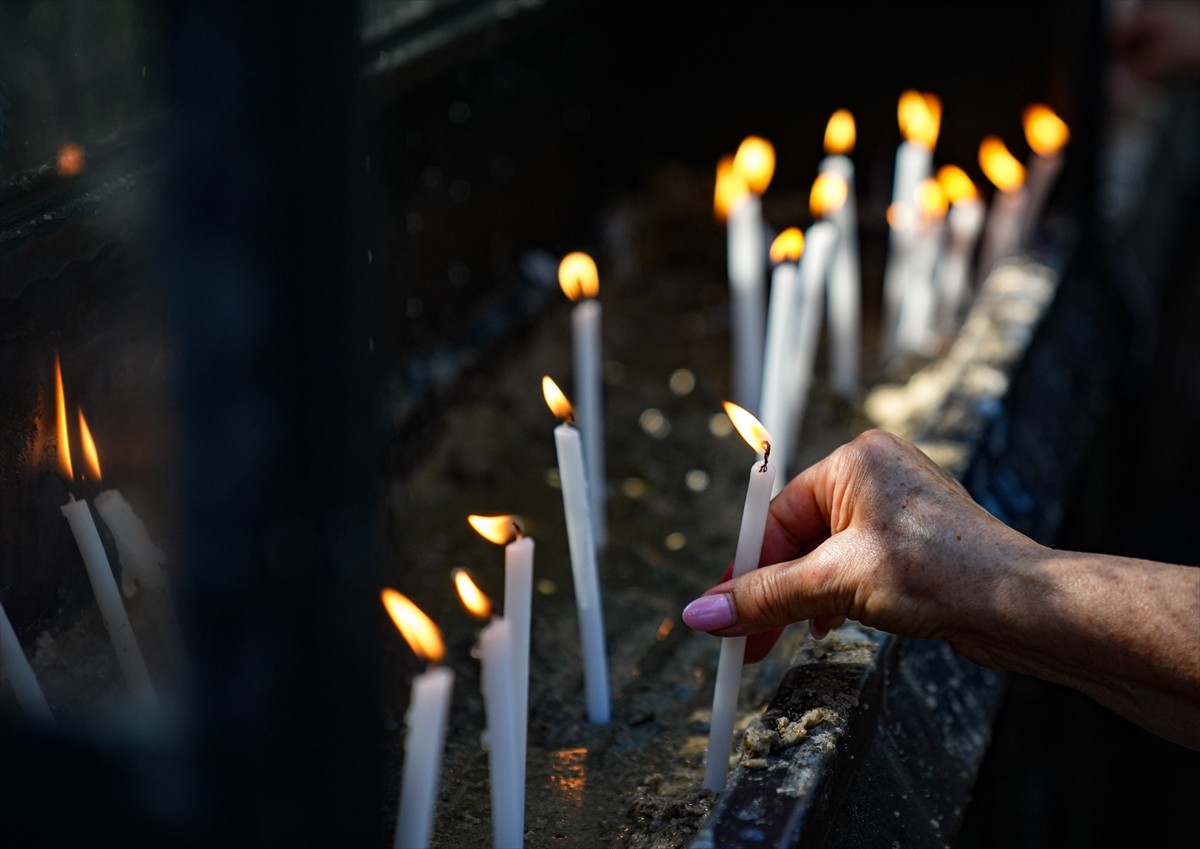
[94,489,168,598]
[934,165,985,337]
[819,110,862,400]
[559,252,607,548]
[703,402,776,793]
[0,600,54,725]
[1019,104,1069,247]
[478,616,523,848]
[976,136,1027,281]
[758,228,804,486]
[895,178,948,358]
[542,377,610,725]
[383,589,454,849]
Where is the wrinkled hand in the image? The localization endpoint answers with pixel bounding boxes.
[682,429,1037,662]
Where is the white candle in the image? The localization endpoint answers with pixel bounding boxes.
[895,178,948,358]
[704,402,777,793]
[0,600,54,725]
[724,136,776,412]
[559,252,607,548]
[383,589,454,849]
[976,136,1027,281]
[542,377,610,724]
[934,165,985,337]
[1019,103,1069,247]
[94,489,168,598]
[819,109,862,400]
[478,616,523,848]
[758,228,804,487]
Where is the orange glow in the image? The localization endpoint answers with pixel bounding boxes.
[1023,104,1069,156]
[824,110,856,155]
[810,172,849,219]
[454,569,493,619]
[979,136,1025,193]
[722,401,772,455]
[655,617,676,641]
[558,252,599,301]
[56,143,85,177]
[898,90,941,147]
[78,410,102,482]
[542,376,573,422]
[916,178,949,219]
[732,136,775,195]
[714,154,748,222]
[468,514,518,545]
[381,588,445,663]
[55,355,73,481]
[937,165,978,204]
[769,227,805,264]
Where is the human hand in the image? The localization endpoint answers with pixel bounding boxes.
[682,429,1040,663]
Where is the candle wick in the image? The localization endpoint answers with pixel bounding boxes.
[512,520,524,539]
[566,411,575,425]
[760,441,771,472]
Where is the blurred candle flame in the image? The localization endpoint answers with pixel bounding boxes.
[979,136,1026,193]
[917,178,949,219]
[558,252,599,301]
[824,110,856,155]
[542,376,574,422]
[1022,104,1069,156]
[381,588,445,664]
[468,514,518,545]
[56,143,85,177]
[722,401,772,456]
[78,410,102,482]
[732,136,775,196]
[769,227,805,264]
[55,355,73,481]
[810,172,849,219]
[936,164,978,204]
[898,90,941,147]
[713,154,747,222]
[453,569,493,620]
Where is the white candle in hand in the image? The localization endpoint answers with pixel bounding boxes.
[0,600,54,725]
[977,136,1027,281]
[558,252,607,548]
[542,376,610,725]
[455,570,523,849]
[1019,104,1069,247]
[819,110,863,400]
[383,589,454,849]
[702,402,776,793]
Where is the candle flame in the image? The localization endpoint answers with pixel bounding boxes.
[979,136,1025,193]
[542,375,573,422]
[916,178,948,220]
[454,568,493,619]
[824,109,856,155]
[78,409,102,482]
[467,514,518,545]
[722,401,772,456]
[381,588,445,663]
[898,90,941,147]
[936,164,978,204]
[1023,104,1069,156]
[713,154,748,222]
[55,355,73,481]
[810,171,848,219]
[56,143,85,177]
[732,136,775,196]
[769,227,805,264]
[558,252,599,301]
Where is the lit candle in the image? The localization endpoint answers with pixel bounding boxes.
[383,589,454,849]
[1019,103,1069,246]
[934,165,985,336]
[0,600,55,725]
[94,489,168,598]
[758,227,804,491]
[455,570,523,848]
[54,356,157,710]
[881,91,941,363]
[558,252,607,548]
[541,376,610,724]
[819,109,863,399]
[895,178,949,358]
[467,514,534,796]
[703,402,776,793]
[722,136,776,412]
[976,135,1027,280]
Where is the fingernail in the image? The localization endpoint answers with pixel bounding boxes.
[682,594,737,632]
[809,620,829,641]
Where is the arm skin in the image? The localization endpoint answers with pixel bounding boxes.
[684,429,1200,751]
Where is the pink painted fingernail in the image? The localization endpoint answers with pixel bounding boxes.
[682,594,737,631]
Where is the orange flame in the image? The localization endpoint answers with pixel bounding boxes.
[468,514,518,545]
[936,164,977,204]
[55,355,73,481]
[381,588,445,663]
[78,410,102,482]
[714,154,748,222]
[558,252,599,301]
[454,569,493,619]
[824,110,856,155]
[979,136,1025,193]
[916,178,948,219]
[898,90,941,147]
[542,376,573,422]
[769,227,805,264]
[732,136,775,196]
[722,401,772,455]
[56,143,85,177]
[1023,104,1069,156]
[810,172,849,219]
